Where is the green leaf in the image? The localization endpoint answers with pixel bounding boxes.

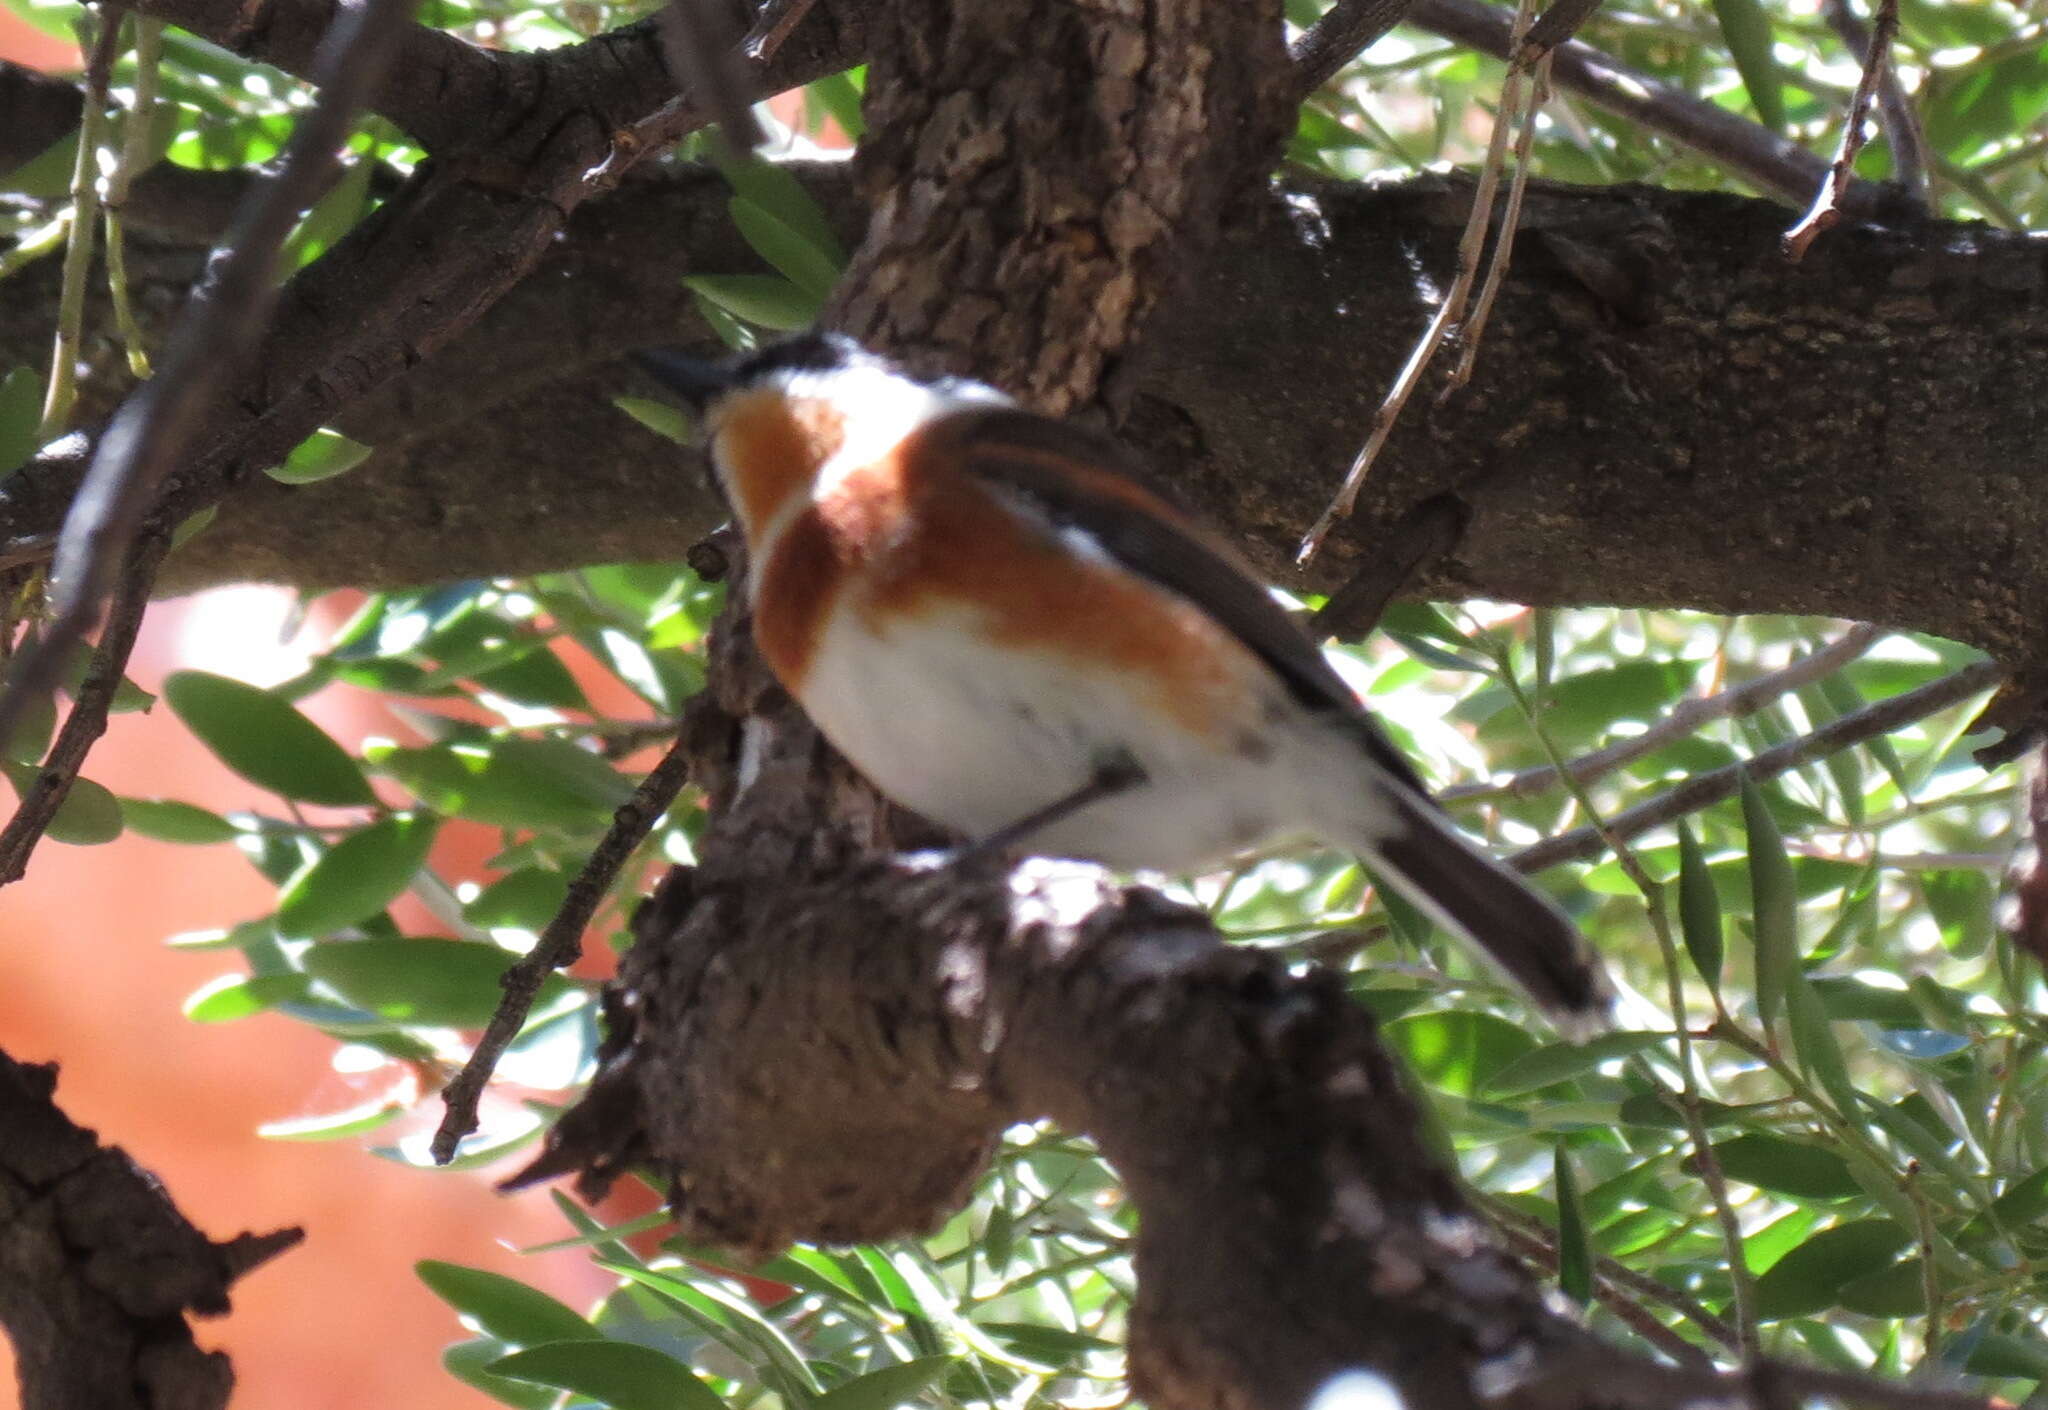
[265,427,375,485]
[443,1338,560,1410]
[3,765,125,844]
[815,1357,956,1410]
[1711,1132,1859,1200]
[1,689,54,766]
[1540,660,1698,742]
[184,971,313,1023]
[258,1098,406,1142]
[464,867,570,934]
[1741,772,1797,1032]
[1484,1031,1665,1097]
[372,738,629,831]
[612,395,693,444]
[0,366,42,474]
[417,1261,598,1346]
[1927,46,2048,160]
[164,671,375,806]
[729,196,843,301]
[1784,973,1859,1120]
[119,797,241,844]
[1710,0,1785,133]
[1,128,78,198]
[712,152,843,260]
[685,274,822,332]
[1753,1220,1911,1321]
[488,1339,726,1410]
[1386,1011,1539,1098]
[301,937,569,1028]
[1553,1144,1591,1305]
[281,156,373,270]
[275,814,440,939]
[806,69,866,140]
[1675,821,1723,993]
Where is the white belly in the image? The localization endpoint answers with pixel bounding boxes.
[794,603,1304,871]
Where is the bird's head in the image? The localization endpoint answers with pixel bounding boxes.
[634,332,1006,543]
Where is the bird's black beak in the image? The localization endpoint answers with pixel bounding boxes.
[632,347,739,413]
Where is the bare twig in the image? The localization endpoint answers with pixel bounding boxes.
[0,531,162,885]
[1784,0,1903,259]
[1445,51,1548,392]
[1442,623,1886,804]
[1821,0,1928,207]
[1298,0,1541,564]
[432,733,694,1163]
[1410,0,1832,205]
[1290,0,1422,101]
[1510,658,2002,873]
[744,0,820,64]
[1519,0,1603,63]
[0,0,420,783]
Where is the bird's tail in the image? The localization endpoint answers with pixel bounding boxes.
[1326,765,1612,1038]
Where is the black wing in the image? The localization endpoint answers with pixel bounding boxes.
[948,408,1433,799]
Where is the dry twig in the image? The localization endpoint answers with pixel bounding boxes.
[1510,658,2001,872]
[432,734,694,1163]
[1784,0,1904,260]
[1442,623,1885,804]
[1290,0,1422,101]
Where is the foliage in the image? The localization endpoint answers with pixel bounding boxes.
[4,0,2048,1406]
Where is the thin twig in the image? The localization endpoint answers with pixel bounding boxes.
[1445,51,1549,393]
[432,734,694,1163]
[1510,658,2002,873]
[1821,0,1928,207]
[1297,0,1541,564]
[1409,0,1833,205]
[0,531,162,885]
[38,8,124,440]
[1442,623,1885,804]
[103,15,166,378]
[743,0,820,65]
[1290,0,1422,101]
[1784,0,1902,260]
[0,0,420,779]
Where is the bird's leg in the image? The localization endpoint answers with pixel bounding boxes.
[948,751,1148,868]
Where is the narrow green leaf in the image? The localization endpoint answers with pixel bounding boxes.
[1,690,54,766]
[1711,1132,1859,1200]
[729,196,843,300]
[3,765,124,844]
[417,1261,598,1347]
[806,69,866,140]
[275,814,440,939]
[1753,1220,1911,1321]
[712,153,843,259]
[119,797,241,844]
[1675,821,1723,993]
[164,670,375,806]
[1,129,78,198]
[685,274,821,332]
[183,971,312,1022]
[815,1357,956,1410]
[266,427,375,485]
[612,395,692,444]
[302,937,570,1028]
[443,1338,560,1410]
[1553,1144,1591,1305]
[464,867,570,934]
[258,1098,406,1142]
[1386,1011,1540,1098]
[1784,973,1860,1120]
[488,1339,726,1410]
[171,504,217,549]
[1740,772,1797,1032]
[0,366,42,475]
[281,156,374,270]
[1485,1031,1665,1097]
[1711,0,1786,133]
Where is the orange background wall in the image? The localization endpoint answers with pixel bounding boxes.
[1,17,614,1400]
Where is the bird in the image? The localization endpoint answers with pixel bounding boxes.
[634,332,1611,1033]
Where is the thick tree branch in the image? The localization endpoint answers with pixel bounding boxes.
[0,1050,302,1410]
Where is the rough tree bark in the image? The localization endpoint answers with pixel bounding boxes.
[0,1052,300,1410]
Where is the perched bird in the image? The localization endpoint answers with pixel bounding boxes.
[636,333,1610,1031]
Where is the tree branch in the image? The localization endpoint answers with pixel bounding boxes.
[1509,659,2002,873]
[1442,623,1886,804]
[0,1050,302,1410]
